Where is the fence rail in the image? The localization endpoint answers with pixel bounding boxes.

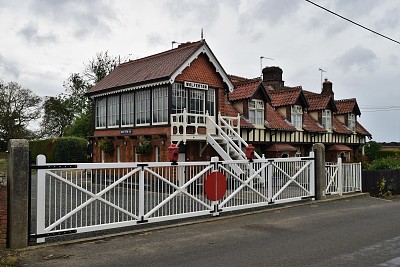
[33,153,315,243]
[325,159,362,196]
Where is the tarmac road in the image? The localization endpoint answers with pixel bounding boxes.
[16,195,400,267]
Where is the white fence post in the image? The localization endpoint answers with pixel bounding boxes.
[309,151,315,199]
[139,165,145,222]
[338,157,343,196]
[267,160,273,203]
[211,156,220,216]
[36,154,46,243]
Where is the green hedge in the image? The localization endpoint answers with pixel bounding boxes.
[30,137,88,163]
[378,150,400,159]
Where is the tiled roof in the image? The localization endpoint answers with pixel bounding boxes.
[222,99,254,128]
[306,95,332,111]
[229,80,261,101]
[356,121,372,137]
[332,117,352,134]
[303,90,319,97]
[265,103,296,131]
[87,41,204,95]
[268,87,306,107]
[228,75,256,86]
[335,98,361,115]
[303,112,326,133]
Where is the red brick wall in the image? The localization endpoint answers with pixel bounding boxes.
[0,184,7,248]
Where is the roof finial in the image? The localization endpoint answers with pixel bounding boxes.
[201,28,204,41]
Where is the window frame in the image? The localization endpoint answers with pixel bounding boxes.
[95,97,107,129]
[249,99,264,126]
[172,83,187,114]
[135,89,151,126]
[291,105,303,129]
[322,109,332,130]
[348,113,356,132]
[121,92,135,127]
[152,86,169,125]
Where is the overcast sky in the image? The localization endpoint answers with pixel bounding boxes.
[1,0,399,142]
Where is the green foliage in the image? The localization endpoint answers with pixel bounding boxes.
[377,177,392,197]
[365,141,381,161]
[40,96,74,138]
[0,81,42,141]
[64,109,93,138]
[366,157,400,170]
[135,137,152,155]
[30,137,87,163]
[54,137,88,163]
[99,138,115,155]
[378,150,400,159]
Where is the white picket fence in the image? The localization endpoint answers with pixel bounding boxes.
[325,158,362,195]
[32,153,315,243]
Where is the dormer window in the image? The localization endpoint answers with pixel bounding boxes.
[322,109,332,130]
[249,99,264,126]
[291,105,303,128]
[348,113,356,132]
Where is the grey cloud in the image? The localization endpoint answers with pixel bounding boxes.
[388,54,399,66]
[163,0,220,29]
[146,33,165,48]
[375,7,400,31]
[18,24,57,45]
[0,54,21,78]
[29,0,116,39]
[334,46,378,72]
[331,0,379,16]
[238,0,301,38]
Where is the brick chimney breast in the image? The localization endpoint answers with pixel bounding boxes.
[322,78,334,97]
[262,66,284,90]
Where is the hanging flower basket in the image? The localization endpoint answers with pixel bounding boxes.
[99,138,115,155]
[135,137,152,155]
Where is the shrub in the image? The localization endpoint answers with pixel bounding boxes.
[54,137,87,163]
[366,157,400,171]
[135,137,152,155]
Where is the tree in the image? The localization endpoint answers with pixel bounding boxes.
[84,51,119,84]
[40,96,73,138]
[365,141,381,161]
[0,81,41,141]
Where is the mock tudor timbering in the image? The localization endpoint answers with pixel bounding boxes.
[85,40,371,163]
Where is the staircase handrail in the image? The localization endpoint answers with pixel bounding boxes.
[217,113,261,159]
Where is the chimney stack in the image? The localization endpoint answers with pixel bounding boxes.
[262,66,284,90]
[321,78,334,98]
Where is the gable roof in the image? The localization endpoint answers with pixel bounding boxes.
[268,87,309,108]
[356,121,372,137]
[335,98,361,116]
[86,40,234,96]
[332,117,352,134]
[222,98,254,128]
[229,81,270,102]
[302,112,326,133]
[306,94,337,112]
[265,103,296,131]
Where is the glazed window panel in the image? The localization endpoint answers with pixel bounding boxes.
[291,105,303,128]
[152,86,168,124]
[190,89,205,115]
[348,113,356,132]
[249,99,264,125]
[135,89,151,125]
[107,95,120,127]
[206,88,215,116]
[172,83,187,114]
[95,97,107,128]
[121,92,134,126]
[322,109,332,130]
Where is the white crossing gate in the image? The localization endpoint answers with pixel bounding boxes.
[31,153,315,243]
[325,158,362,196]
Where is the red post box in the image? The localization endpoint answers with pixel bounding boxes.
[168,144,179,163]
[245,144,255,160]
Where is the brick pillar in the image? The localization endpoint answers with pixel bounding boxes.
[0,174,7,248]
[7,139,29,249]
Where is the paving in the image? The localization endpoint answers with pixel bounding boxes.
[9,193,399,266]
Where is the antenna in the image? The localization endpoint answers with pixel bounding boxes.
[201,28,204,40]
[260,56,274,79]
[318,68,326,89]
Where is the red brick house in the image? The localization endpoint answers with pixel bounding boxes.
[85,39,371,163]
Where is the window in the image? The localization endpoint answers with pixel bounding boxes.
[322,110,332,130]
[95,97,107,128]
[135,90,151,125]
[206,88,215,116]
[348,113,356,132]
[291,105,303,128]
[152,86,168,124]
[107,95,120,127]
[190,89,205,115]
[249,99,264,125]
[172,83,187,113]
[121,92,134,126]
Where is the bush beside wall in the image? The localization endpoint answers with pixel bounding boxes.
[30,137,88,163]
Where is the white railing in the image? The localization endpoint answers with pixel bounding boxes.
[325,159,362,196]
[33,153,315,243]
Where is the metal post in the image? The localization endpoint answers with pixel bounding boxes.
[309,151,315,199]
[338,157,343,196]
